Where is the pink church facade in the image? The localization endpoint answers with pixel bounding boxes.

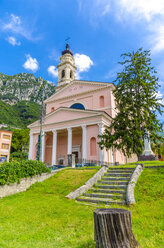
[28,45,126,166]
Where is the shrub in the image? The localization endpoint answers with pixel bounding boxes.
[10,152,28,161]
[0,160,51,185]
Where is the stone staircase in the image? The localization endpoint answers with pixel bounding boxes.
[77,167,135,205]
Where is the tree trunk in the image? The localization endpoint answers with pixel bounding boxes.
[94,208,140,248]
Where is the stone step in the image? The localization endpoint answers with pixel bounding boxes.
[107,171,132,174]
[92,188,126,195]
[109,167,135,170]
[102,177,130,181]
[77,196,125,205]
[97,180,128,185]
[83,193,125,199]
[107,169,134,173]
[104,173,131,177]
[94,184,127,189]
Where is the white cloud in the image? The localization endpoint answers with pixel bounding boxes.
[157,63,164,80]
[117,0,164,53]
[79,0,164,53]
[116,0,164,21]
[155,91,164,105]
[1,13,38,41]
[47,80,55,85]
[3,14,21,30]
[105,65,121,79]
[150,24,164,53]
[6,36,21,46]
[23,54,39,72]
[48,49,60,62]
[48,65,58,78]
[75,71,80,80]
[74,53,93,72]
[101,4,110,16]
[74,53,93,79]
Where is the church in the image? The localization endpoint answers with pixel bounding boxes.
[28,44,127,166]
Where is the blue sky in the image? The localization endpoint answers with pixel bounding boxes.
[0,0,164,120]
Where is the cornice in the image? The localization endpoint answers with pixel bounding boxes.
[28,107,112,129]
[57,61,76,69]
[45,82,113,104]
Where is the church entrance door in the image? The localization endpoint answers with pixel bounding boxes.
[72,145,81,163]
[72,151,79,163]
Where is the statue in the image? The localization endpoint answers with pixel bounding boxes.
[138,129,156,161]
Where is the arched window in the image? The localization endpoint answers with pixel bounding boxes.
[90,137,96,156]
[99,96,104,108]
[62,70,65,78]
[70,70,73,78]
[70,103,85,110]
[51,107,55,112]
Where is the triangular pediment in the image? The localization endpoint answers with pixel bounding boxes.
[28,107,104,128]
[45,80,112,103]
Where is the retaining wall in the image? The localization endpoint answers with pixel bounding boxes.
[0,169,63,198]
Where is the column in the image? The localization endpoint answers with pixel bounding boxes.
[28,132,33,160]
[52,130,57,165]
[99,123,105,163]
[110,148,113,164]
[82,125,87,161]
[40,131,45,162]
[67,127,72,154]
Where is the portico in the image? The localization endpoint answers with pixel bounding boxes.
[28,120,111,166]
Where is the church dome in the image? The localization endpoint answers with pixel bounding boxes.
[62,44,73,56]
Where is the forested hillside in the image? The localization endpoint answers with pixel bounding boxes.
[0,100,40,128]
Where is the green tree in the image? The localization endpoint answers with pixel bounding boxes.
[11,129,30,153]
[99,48,164,158]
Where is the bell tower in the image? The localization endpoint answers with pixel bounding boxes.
[57,44,77,87]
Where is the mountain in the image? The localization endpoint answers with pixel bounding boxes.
[0,100,41,128]
[0,72,55,105]
[0,72,56,128]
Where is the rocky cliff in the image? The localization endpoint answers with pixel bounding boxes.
[0,72,55,105]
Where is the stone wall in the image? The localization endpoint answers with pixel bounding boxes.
[66,165,108,199]
[126,164,144,205]
[0,168,63,198]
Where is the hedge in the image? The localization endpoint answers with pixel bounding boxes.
[10,152,28,161]
[0,160,51,185]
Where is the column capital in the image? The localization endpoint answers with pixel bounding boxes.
[67,127,72,131]
[98,123,105,134]
[82,124,87,129]
[52,129,57,134]
[98,123,104,128]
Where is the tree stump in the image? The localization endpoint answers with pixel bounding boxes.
[94,208,140,248]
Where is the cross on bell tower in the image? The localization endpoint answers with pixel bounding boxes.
[57,43,77,86]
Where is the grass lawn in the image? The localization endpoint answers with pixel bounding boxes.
[114,160,164,168]
[0,165,163,247]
